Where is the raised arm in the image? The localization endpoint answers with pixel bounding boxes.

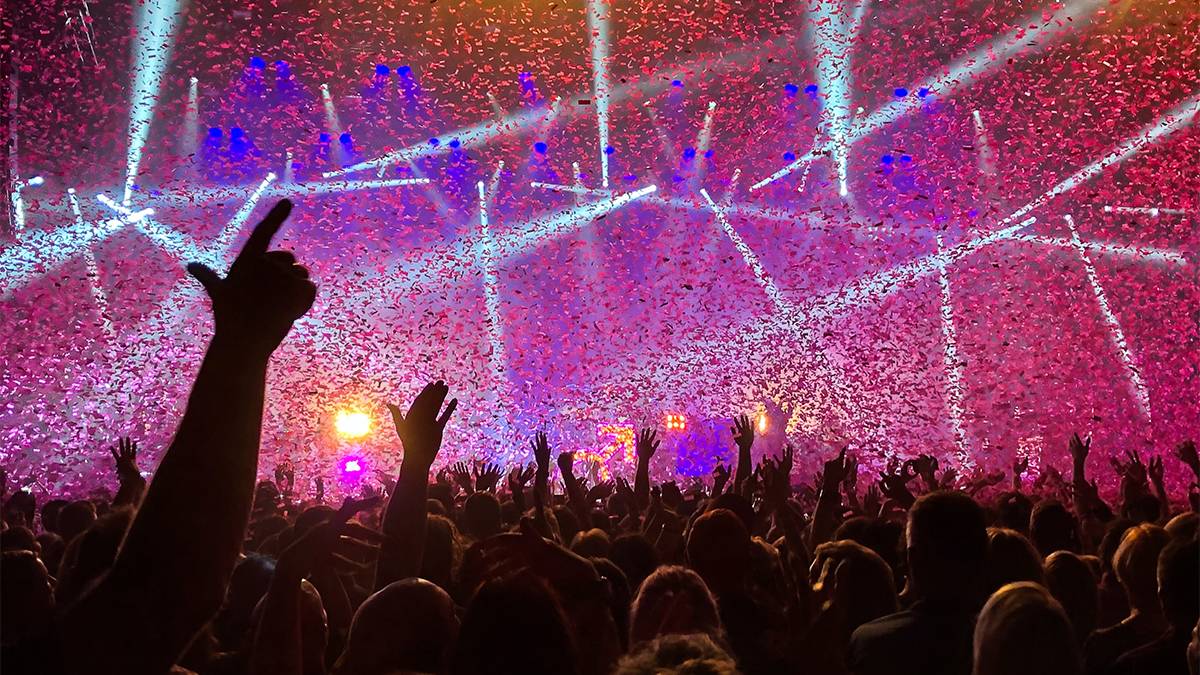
[61,200,316,675]
[109,436,146,508]
[730,414,755,493]
[375,381,458,591]
[633,427,660,509]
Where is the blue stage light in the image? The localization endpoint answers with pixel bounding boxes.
[894,87,908,97]
[448,139,461,148]
[783,152,796,161]
[623,174,637,181]
[397,65,412,77]
[918,87,930,98]
[534,141,548,154]
[900,154,912,163]
[230,127,244,139]
[339,132,353,144]
[208,127,222,138]
[428,137,440,146]
[249,56,265,69]
[319,133,331,143]
[375,64,390,75]
[784,83,799,95]
[881,154,894,164]
[682,147,696,159]
[704,150,714,158]
[671,79,683,87]
[804,84,818,93]
[604,145,615,155]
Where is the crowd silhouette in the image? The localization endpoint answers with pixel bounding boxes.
[2,200,1198,675]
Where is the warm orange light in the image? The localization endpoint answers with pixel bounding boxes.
[334,409,371,439]
[757,414,768,433]
[665,413,687,431]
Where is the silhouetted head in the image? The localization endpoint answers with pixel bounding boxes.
[453,572,577,675]
[995,491,1034,534]
[57,499,97,544]
[906,491,988,608]
[687,509,751,594]
[1,551,54,647]
[1167,512,1199,541]
[615,633,739,675]
[335,578,458,675]
[463,492,502,540]
[1113,524,1169,615]
[1044,551,1097,645]
[1097,518,1134,574]
[973,582,1081,675]
[55,506,134,606]
[630,565,722,646]
[1030,501,1080,556]
[421,514,463,591]
[834,516,904,574]
[213,554,277,650]
[3,489,36,529]
[1158,536,1200,631]
[572,528,611,559]
[1122,493,1161,525]
[811,539,899,633]
[41,498,68,534]
[610,533,660,593]
[984,527,1044,596]
[710,493,755,532]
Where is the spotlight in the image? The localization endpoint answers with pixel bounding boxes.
[784,83,799,95]
[26,176,44,187]
[375,63,390,76]
[334,410,371,439]
[208,127,222,138]
[230,127,244,139]
[804,84,818,94]
[533,141,548,154]
[448,139,461,148]
[320,83,329,91]
[339,132,353,145]
[67,187,76,194]
[671,79,683,87]
[339,456,365,476]
[665,413,687,431]
[397,65,412,77]
[249,56,265,69]
[318,133,331,143]
[428,137,440,146]
[894,87,908,97]
[757,414,768,433]
[189,75,198,85]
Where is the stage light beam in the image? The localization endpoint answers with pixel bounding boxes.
[1065,215,1151,421]
[334,410,371,439]
[123,0,184,204]
[587,0,612,188]
[935,236,971,467]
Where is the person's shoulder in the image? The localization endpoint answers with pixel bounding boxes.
[1108,632,1182,675]
[849,608,922,642]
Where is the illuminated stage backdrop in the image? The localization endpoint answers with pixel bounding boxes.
[2,0,1197,496]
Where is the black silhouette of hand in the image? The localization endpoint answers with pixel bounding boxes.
[531,432,551,473]
[109,437,140,481]
[386,381,458,470]
[636,428,660,462]
[187,200,316,357]
[730,414,754,452]
[475,463,503,492]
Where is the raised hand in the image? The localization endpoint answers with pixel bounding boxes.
[1069,433,1091,465]
[730,414,754,451]
[557,451,577,478]
[1123,449,1148,485]
[1147,455,1165,488]
[635,428,660,462]
[586,480,615,503]
[1175,440,1199,477]
[109,437,140,481]
[507,464,535,493]
[386,381,457,470]
[187,199,316,356]
[712,463,731,495]
[531,432,551,474]
[1013,455,1030,479]
[822,447,851,488]
[274,460,295,497]
[475,463,503,493]
[450,461,474,493]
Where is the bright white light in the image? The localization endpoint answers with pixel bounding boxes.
[587,0,612,188]
[935,236,971,467]
[27,176,44,187]
[1005,233,1188,266]
[1065,215,1152,420]
[691,102,718,188]
[205,173,278,269]
[334,410,371,439]
[67,187,76,195]
[478,179,508,392]
[123,0,184,203]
